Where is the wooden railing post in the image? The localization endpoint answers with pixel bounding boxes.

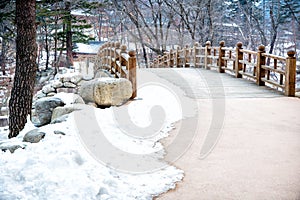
[235,42,243,78]
[185,45,190,68]
[256,45,266,86]
[120,45,127,67]
[205,41,211,70]
[285,50,296,96]
[218,41,225,73]
[128,50,137,99]
[163,53,168,68]
[107,42,114,67]
[194,42,199,68]
[176,47,180,67]
[169,49,174,67]
[157,55,161,67]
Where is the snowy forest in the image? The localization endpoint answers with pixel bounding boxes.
[1,1,300,199]
[1,0,299,72]
[0,0,299,134]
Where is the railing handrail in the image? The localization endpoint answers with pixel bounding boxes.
[149,41,297,97]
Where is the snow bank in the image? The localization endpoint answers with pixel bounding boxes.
[0,85,184,200]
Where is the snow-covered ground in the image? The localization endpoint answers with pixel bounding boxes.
[0,86,184,200]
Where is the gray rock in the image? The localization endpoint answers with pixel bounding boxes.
[56,88,78,94]
[51,80,64,88]
[42,85,56,94]
[70,74,83,84]
[35,97,65,126]
[94,69,112,78]
[50,115,68,124]
[0,143,24,153]
[23,129,46,143]
[93,78,132,106]
[54,130,66,135]
[35,91,46,99]
[54,93,85,104]
[60,73,82,84]
[51,104,85,122]
[63,82,77,88]
[46,92,56,97]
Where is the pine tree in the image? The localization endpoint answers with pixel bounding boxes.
[9,0,37,138]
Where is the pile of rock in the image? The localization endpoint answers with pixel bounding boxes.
[33,93,85,127]
[34,72,84,99]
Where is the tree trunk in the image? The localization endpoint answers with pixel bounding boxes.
[45,25,49,70]
[54,17,58,75]
[9,0,37,138]
[0,37,6,75]
[65,1,73,68]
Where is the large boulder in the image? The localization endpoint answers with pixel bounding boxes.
[79,78,132,106]
[78,79,96,103]
[35,97,65,126]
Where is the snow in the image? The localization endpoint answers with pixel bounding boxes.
[74,42,103,54]
[0,86,184,199]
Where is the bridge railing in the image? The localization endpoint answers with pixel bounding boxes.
[150,41,297,97]
[97,42,137,98]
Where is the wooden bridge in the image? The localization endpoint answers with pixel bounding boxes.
[93,40,298,98]
[91,41,300,199]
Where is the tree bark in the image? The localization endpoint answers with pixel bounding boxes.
[45,24,49,70]
[65,1,73,68]
[9,0,37,138]
[0,37,6,75]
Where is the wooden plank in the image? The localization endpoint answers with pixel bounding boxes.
[239,60,256,67]
[261,78,285,89]
[222,57,235,61]
[240,71,256,79]
[207,64,218,68]
[262,53,285,61]
[240,49,257,55]
[261,65,285,75]
[207,55,219,59]
[225,68,235,73]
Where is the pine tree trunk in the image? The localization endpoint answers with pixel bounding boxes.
[9,0,37,138]
[0,33,7,75]
[65,1,73,68]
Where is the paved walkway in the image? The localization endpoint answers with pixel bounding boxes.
[139,68,300,200]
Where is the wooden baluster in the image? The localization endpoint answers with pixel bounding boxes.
[218,41,225,73]
[164,53,168,68]
[176,47,180,68]
[169,49,174,68]
[120,45,127,67]
[285,50,296,96]
[194,42,199,68]
[205,41,211,70]
[185,45,190,68]
[256,45,266,86]
[108,42,112,72]
[128,50,137,99]
[235,42,243,78]
[157,55,161,67]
